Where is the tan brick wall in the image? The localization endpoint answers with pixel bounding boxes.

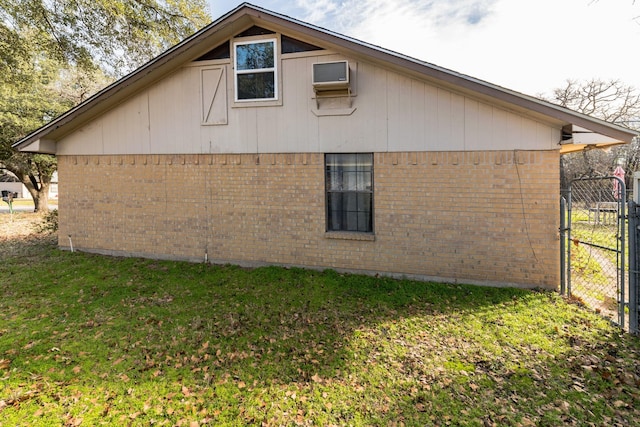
[57,150,560,288]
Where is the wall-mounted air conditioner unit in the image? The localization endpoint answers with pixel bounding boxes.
[312,61,349,90]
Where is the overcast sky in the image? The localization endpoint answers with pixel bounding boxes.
[207,0,640,98]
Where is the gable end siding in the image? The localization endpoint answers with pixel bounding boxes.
[56,55,561,156]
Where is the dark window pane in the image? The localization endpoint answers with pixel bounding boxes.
[236,42,274,70]
[346,211,358,231]
[327,192,341,211]
[343,192,357,212]
[236,26,275,37]
[237,72,275,99]
[357,193,372,212]
[281,35,322,54]
[357,212,371,232]
[195,42,230,61]
[327,193,343,230]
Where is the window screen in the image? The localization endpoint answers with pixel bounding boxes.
[326,153,373,232]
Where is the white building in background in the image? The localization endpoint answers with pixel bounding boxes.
[0,171,58,199]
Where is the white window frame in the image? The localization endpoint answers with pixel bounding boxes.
[233,38,278,102]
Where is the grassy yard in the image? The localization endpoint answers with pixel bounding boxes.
[1,214,639,426]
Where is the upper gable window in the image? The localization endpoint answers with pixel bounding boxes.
[234,38,277,101]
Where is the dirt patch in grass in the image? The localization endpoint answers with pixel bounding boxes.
[0,213,57,260]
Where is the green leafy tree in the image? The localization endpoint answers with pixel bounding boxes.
[0,0,210,212]
[1,0,210,75]
[1,38,68,211]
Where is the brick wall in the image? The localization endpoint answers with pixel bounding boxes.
[58,150,559,288]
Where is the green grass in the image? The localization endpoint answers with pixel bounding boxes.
[1,215,639,426]
[569,211,624,282]
[570,243,610,287]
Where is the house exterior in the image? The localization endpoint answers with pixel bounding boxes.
[0,174,23,199]
[0,172,58,200]
[14,3,637,289]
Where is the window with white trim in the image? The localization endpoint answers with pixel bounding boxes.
[325,153,374,233]
[233,38,277,101]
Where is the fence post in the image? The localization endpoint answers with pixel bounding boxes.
[566,186,573,297]
[616,177,626,329]
[560,197,567,295]
[628,200,639,334]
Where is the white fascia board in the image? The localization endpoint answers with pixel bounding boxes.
[559,124,628,154]
[570,125,622,145]
[19,138,57,154]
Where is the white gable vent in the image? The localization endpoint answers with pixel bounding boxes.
[312,61,349,90]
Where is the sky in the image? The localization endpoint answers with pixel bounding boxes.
[206,0,640,98]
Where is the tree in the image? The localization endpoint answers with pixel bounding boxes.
[0,0,211,212]
[1,0,211,76]
[1,36,69,211]
[543,79,640,191]
[0,30,112,212]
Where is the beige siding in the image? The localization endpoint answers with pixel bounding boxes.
[58,53,561,156]
[148,68,201,153]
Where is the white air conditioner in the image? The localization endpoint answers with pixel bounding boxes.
[312,61,349,90]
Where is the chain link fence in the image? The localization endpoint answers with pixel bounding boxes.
[563,177,626,327]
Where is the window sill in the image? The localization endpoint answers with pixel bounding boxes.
[232,99,282,108]
[325,231,375,241]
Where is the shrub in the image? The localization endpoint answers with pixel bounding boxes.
[36,209,58,234]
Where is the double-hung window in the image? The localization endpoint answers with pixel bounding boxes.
[234,38,277,101]
[326,153,374,233]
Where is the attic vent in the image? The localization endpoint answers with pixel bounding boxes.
[281,35,322,54]
[195,42,230,61]
[312,61,349,90]
[236,26,275,37]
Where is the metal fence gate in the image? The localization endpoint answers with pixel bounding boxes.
[560,177,631,330]
[626,201,640,333]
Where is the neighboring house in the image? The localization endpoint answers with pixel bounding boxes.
[0,172,22,199]
[0,172,58,200]
[13,3,638,288]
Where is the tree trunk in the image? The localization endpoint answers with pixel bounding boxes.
[23,180,50,213]
[34,183,50,213]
